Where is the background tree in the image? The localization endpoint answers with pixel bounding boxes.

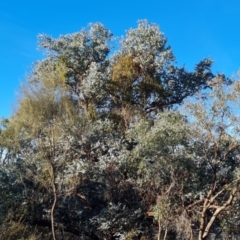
[182,77,240,240]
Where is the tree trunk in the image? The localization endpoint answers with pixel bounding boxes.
[158,222,162,240]
[163,226,168,240]
[50,164,57,240]
[198,188,237,240]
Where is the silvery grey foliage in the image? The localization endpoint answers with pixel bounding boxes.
[38,23,112,108]
[1,20,237,240]
[118,19,174,69]
[111,20,216,112]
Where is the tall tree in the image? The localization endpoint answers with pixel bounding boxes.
[110,20,216,118]
[1,20,238,240]
[183,77,240,240]
[38,23,112,114]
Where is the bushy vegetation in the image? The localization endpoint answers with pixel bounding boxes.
[1,20,240,240]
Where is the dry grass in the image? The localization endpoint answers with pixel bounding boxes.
[0,220,41,240]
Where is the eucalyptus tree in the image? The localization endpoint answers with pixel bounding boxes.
[1,20,236,240]
[181,77,240,240]
[38,20,216,130]
[110,20,215,128]
[6,59,81,240]
[123,76,240,240]
[38,23,112,115]
[126,111,193,239]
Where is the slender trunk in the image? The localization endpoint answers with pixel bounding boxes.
[158,221,162,240]
[198,200,207,240]
[163,226,168,240]
[49,122,57,240]
[190,227,194,240]
[50,164,57,240]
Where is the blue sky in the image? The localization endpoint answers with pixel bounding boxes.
[0,0,240,118]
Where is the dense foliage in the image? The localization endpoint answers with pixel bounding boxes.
[1,20,240,240]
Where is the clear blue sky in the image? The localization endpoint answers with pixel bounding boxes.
[1,0,239,118]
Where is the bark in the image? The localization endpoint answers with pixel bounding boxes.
[157,223,162,240]
[163,226,168,240]
[201,187,237,239]
[198,187,237,240]
[50,163,57,240]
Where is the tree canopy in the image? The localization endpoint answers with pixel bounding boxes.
[0,20,239,240]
